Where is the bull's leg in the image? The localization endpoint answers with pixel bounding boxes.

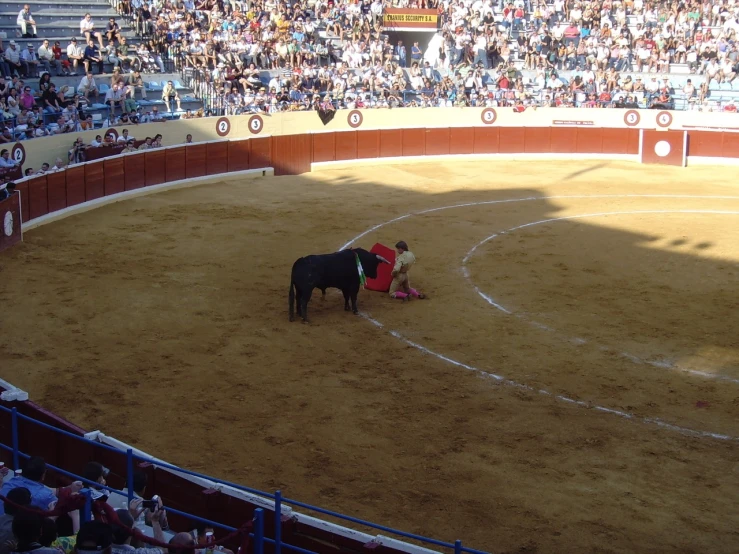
[295,289,303,318]
[342,290,351,311]
[349,284,359,315]
[301,289,313,323]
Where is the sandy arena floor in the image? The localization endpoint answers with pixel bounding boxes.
[1,160,739,553]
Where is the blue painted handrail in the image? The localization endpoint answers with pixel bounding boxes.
[0,404,489,554]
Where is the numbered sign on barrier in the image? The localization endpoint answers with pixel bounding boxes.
[347,110,363,128]
[480,108,497,125]
[216,117,231,137]
[248,115,264,135]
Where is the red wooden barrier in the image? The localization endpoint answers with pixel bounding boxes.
[379,129,402,158]
[402,128,425,156]
[124,154,146,191]
[185,143,207,178]
[498,127,525,153]
[103,158,125,196]
[144,150,167,186]
[84,162,105,201]
[334,131,357,161]
[65,166,86,206]
[424,128,450,156]
[550,127,578,153]
[249,137,272,169]
[575,127,604,153]
[46,171,67,213]
[473,127,499,153]
[206,142,229,175]
[312,133,335,163]
[26,175,49,220]
[14,181,30,222]
[356,130,379,159]
[165,147,187,182]
[449,128,474,154]
[523,127,550,153]
[271,135,312,176]
[227,140,251,172]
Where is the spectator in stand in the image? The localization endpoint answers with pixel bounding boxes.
[83,40,105,75]
[5,43,22,79]
[0,150,18,169]
[80,14,105,50]
[126,71,146,100]
[0,182,16,201]
[105,84,126,113]
[161,81,182,112]
[69,138,87,164]
[107,19,122,44]
[75,521,112,554]
[37,41,60,76]
[81,463,109,501]
[20,45,40,79]
[16,5,37,39]
[0,488,32,554]
[111,506,166,554]
[9,513,59,554]
[41,83,62,114]
[77,72,100,101]
[0,457,82,514]
[66,40,84,76]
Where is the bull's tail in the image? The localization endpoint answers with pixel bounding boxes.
[289,280,295,322]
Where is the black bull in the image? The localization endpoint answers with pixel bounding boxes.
[289,248,390,322]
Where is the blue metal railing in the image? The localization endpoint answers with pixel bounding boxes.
[0,405,489,554]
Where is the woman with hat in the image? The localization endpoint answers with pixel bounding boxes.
[389,241,426,301]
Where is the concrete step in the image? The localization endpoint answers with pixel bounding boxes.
[4,0,113,8]
[0,10,120,23]
[0,27,137,40]
[0,20,130,30]
[0,34,141,44]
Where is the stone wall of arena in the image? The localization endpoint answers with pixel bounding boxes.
[0,107,737,554]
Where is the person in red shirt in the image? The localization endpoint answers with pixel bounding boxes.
[724,102,738,112]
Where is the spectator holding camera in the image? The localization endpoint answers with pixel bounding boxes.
[68,138,86,164]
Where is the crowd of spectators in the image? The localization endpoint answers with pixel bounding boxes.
[0,457,235,554]
[0,0,737,151]
[109,0,739,113]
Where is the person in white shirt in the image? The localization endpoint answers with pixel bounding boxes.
[77,72,99,100]
[116,128,134,143]
[80,13,105,49]
[17,5,36,38]
[66,39,84,75]
[37,40,61,76]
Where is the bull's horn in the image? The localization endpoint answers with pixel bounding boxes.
[376,255,390,264]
